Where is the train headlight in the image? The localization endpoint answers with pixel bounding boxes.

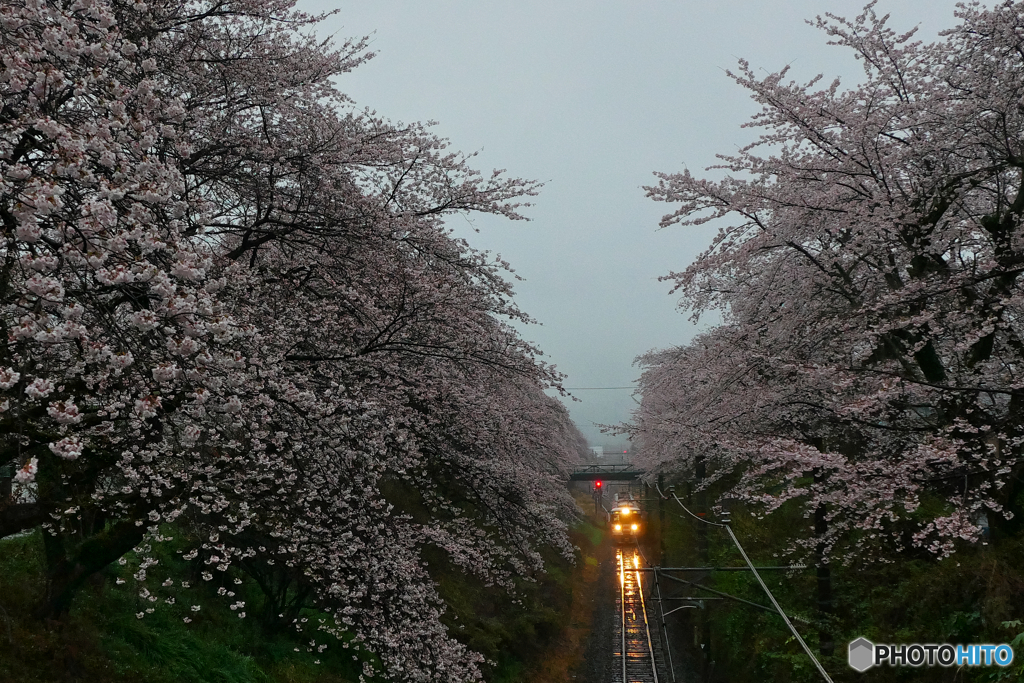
[621,508,630,516]
[614,524,621,531]
[631,524,638,531]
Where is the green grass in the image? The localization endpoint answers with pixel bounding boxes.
[653,492,1024,683]
[0,530,364,683]
[428,514,602,682]
[0,518,597,683]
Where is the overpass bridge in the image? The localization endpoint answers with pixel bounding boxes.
[569,463,644,481]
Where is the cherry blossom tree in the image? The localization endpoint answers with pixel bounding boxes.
[635,0,1024,561]
[0,0,584,680]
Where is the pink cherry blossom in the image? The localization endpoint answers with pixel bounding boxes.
[0,0,582,679]
[49,436,84,461]
[635,1,1024,563]
[24,378,55,399]
[0,368,21,389]
[46,399,81,424]
[14,458,37,484]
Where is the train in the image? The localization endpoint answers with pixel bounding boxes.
[609,495,643,541]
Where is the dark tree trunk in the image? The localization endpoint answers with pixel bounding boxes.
[0,502,44,538]
[36,521,145,618]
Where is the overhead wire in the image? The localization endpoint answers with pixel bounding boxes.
[655,483,724,527]
[725,523,834,683]
[656,481,834,683]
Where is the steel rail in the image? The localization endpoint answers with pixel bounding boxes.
[619,549,627,683]
[634,557,660,683]
[617,549,661,683]
[652,567,676,683]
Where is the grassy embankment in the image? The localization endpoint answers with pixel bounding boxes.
[654,486,1024,683]
[433,509,604,683]
[0,513,605,683]
[0,528,371,683]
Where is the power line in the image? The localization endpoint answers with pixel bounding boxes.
[656,483,723,528]
[563,386,637,390]
[725,523,834,683]
[658,483,834,682]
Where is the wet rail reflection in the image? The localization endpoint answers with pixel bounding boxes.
[615,548,660,683]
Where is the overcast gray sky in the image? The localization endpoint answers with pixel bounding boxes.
[298,0,962,445]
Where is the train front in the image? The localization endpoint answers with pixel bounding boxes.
[609,501,641,541]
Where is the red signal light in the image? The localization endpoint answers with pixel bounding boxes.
[595,480,603,489]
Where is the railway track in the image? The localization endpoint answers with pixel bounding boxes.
[614,548,661,683]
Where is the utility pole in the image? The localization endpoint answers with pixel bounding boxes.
[0,465,11,502]
[659,480,836,683]
[658,473,666,566]
[815,501,834,657]
[694,454,711,682]
[722,511,834,683]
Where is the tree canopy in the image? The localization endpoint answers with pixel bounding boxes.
[633,0,1024,561]
[0,0,586,680]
